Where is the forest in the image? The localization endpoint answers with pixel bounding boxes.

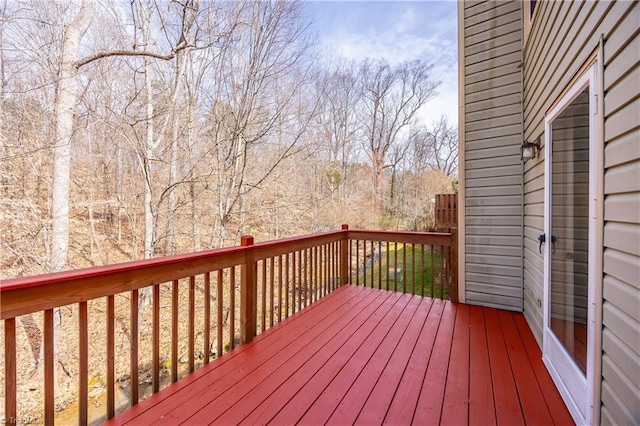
[0,0,457,280]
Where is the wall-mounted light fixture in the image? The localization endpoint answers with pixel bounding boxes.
[521,137,541,162]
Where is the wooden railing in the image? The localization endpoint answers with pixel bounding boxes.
[0,226,456,424]
[347,229,457,300]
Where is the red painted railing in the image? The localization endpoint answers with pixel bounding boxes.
[1,226,456,424]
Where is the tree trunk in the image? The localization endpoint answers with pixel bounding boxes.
[166,50,187,255]
[50,0,95,272]
[190,181,201,251]
[143,54,155,259]
[166,110,179,255]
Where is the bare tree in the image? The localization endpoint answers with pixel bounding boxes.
[313,61,361,200]
[411,114,458,178]
[50,0,94,272]
[48,0,198,270]
[393,169,453,231]
[0,0,8,149]
[1,0,201,391]
[357,58,439,211]
[204,1,316,246]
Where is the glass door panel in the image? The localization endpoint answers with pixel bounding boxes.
[549,88,590,375]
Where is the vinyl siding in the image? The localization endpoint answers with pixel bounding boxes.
[521,0,640,423]
[462,0,523,311]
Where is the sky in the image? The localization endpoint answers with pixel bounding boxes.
[303,0,459,127]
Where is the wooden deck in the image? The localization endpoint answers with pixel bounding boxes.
[106,285,573,425]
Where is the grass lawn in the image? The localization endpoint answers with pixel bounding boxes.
[354,242,450,299]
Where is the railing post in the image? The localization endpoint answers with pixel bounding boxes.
[5,318,16,423]
[450,227,459,303]
[240,235,257,343]
[340,224,349,285]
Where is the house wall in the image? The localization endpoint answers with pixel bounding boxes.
[521,1,639,424]
[460,0,524,311]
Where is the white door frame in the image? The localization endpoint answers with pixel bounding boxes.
[543,62,599,425]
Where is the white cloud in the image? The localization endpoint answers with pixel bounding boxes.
[305,1,459,127]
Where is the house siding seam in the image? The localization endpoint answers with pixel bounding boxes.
[519,0,639,424]
[462,0,524,312]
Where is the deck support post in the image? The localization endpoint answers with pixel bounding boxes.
[450,227,459,303]
[340,224,349,285]
[240,235,257,343]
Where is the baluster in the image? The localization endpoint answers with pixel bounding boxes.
[348,240,353,286]
[189,276,195,373]
[130,289,139,405]
[44,309,54,424]
[107,295,115,419]
[430,245,435,298]
[386,241,390,291]
[204,272,211,364]
[79,301,88,423]
[285,253,290,318]
[355,240,360,286]
[261,259,267,332]
[5,318,16,423]
[394,243,398,293]
[230,266,236,349]
[302,249,308,308]
[323,244,327,292]
[309,247,313,299]
[440,245,445,299]
[402,245,407,294]
[313,247,317,300]
[217,270,223,358]
[172,280,179,383]
[153,284,160,393]
[421,245,426,297]
[278,255,283,323]
[269,257,275,328]
[412,243,416,295]
[378,241,382,290]
[294,251,299,313]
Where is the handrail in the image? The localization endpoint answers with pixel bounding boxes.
[1,226,456,424]
[345,229,452,245]
[0,229,345,320]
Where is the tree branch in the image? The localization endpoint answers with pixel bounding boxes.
[75,49,178,68]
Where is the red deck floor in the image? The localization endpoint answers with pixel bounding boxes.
[106,285,573,425]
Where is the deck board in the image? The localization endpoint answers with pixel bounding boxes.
[106,285,573,426]
[326,294,422,424]
[355,297,434,424]
[285,292,411,424]
[468,305,497,424]
[485,307,526,425]
[514,314,576,426]
[499,309,554,425]
[440,303,470,425]
[383,298,445,424]
[189,286,388,424]
[221,289,399,424]
[412,300,456,425]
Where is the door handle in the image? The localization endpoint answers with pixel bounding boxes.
[538,234,557,254]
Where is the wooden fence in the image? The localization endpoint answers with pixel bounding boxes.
[435,193,458,231]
